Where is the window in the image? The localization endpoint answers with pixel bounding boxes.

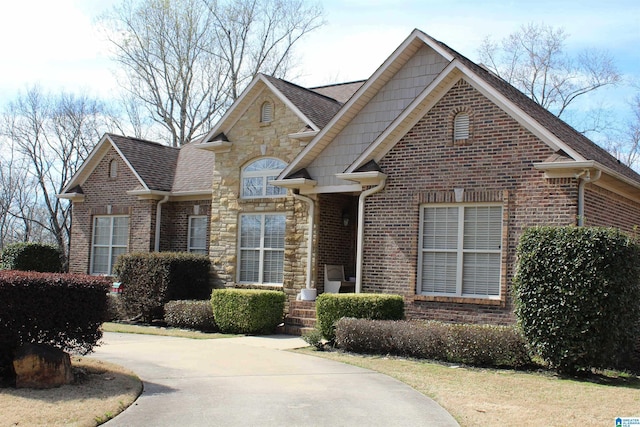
[418,205,502,298]
[109,159,118,178]
[188,216,208,254]
[91,216,129,275]
[453,112,470,141]
[238,214,285,284]
[241,158,287,198]
[261,101,273,123]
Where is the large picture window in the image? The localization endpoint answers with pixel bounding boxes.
[188,216,208,254]
[241,158,287,198]
[418,205,502,298]
[91,215,129,275]
[238,213,285,284]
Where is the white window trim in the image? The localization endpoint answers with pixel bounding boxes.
[241,158,287,199]
[187,215,208,254]
[417,203,502,299]
[90,215,129,275]
[237,213,285,286]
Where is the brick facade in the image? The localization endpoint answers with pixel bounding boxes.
[67,145,213,275]
[364,79,581,324]
[68,147,157,274]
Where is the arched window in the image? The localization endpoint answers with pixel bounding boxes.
[260,101,273,123]
[453,112,470,142]
[241,158,287,198]
[109,159,118,178]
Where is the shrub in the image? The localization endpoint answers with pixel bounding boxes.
[0,271,110,383]
[210,289,285,334]
[335,318,531,368]
[0,242,62,272]
[315,293,404,341]
[114,252,211,323]
[164,300,217,332]
[105,294,128,322]
[514,226,640,373]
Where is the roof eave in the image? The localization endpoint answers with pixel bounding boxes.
[336,171,387,186]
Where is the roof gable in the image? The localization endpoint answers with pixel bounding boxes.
[281,28,640,190]
[202,74,344,144]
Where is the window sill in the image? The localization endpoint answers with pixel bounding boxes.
[410,294,505,306]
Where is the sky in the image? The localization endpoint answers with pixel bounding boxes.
[1,0,639,115]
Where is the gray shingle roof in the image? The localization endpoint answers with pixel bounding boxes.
[171,138,215,193]
[310,80,365,104]
[108,134,179,192]
[263,75,344,129]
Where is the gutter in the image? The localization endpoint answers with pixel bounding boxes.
[355,176,387,293]
[576,169,602,226]
[154,195,170,251]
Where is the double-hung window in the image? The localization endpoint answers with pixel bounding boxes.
[188,216,208,254]
[238,213,285,284]
[418,205,502,298]
[241,158,287,198]
[91,215,129,275]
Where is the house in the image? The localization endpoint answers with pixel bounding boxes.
[60,29,640,327]
[58,134,215,274]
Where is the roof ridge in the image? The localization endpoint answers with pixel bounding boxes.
[309,79,367,90]
[263,75,343,105]
[107,133,178,150]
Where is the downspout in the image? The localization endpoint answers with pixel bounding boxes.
[292,191,315,290]
[154,195,170,251]
[576,169,601,226]
[355,177,387,293]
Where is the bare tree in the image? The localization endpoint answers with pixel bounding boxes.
[101,0,324,147]
[1,86,115,269]
[478,23,620,128]
[209,0,325,100]
[605,94,640,171]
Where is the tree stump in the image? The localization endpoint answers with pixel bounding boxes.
[13,344,73,389]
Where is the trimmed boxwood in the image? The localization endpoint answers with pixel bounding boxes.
[335,318,531,368]
[0,242,62,272]
[164,300,217,332]
[315,293,404,341]
[514,226,640,373]
[210,288,285,334]
[114,252,212,322]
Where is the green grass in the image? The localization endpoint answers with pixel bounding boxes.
[102,322,237,339]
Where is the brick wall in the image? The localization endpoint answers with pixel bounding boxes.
[367,78,580,325]
[316,193,358,292]
[68,146,155,274]
[584,184,640,232]
[161,201,211,252]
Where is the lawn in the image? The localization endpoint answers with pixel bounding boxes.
[3,325,638,426]
[300,348,640,426]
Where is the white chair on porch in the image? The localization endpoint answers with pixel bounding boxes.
[324,264,355,293]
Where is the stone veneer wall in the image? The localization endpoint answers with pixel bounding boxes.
[208,89,311,302]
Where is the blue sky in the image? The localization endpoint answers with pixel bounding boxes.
[1,0,639,114]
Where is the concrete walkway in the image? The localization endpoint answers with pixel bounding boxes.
[93,332,459,427]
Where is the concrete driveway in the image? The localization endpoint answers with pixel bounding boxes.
[93,332,459,427]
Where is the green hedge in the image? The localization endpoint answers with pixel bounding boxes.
[514,226,640,373]
[335,318,531,368]
[0,271,110,384]
[210,289,285,334]
[315,293,404,341]
[164,300,217,332]
[114,252,211,323]
[0,242,62,272]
